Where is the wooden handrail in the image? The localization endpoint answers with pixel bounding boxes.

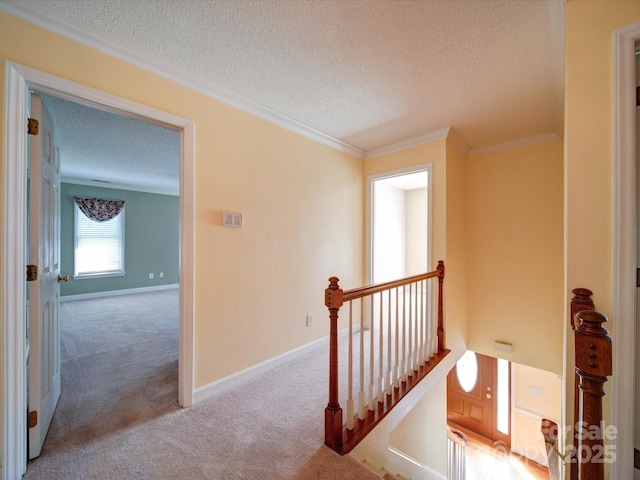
[324,261,448,454]
[342,264,443,302]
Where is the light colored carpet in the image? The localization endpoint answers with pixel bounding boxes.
[23,290,380,480]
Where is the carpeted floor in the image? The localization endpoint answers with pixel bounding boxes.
[23,289,380,480]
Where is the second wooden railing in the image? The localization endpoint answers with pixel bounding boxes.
[325,261,450,454]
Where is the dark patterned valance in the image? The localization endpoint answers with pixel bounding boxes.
[74,197,125,222]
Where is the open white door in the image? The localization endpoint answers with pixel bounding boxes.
[27,93,62,459]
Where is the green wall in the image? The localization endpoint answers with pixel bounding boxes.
[60,183,179,296]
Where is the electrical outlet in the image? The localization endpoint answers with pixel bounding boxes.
[148,273,154,279]
[306,314,313,327]
[159,272,164,278]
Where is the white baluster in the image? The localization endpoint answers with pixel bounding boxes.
[378,292,384,402]
[401,285,407,382]
[347,301,354,430]
[359,298,366,419]
[408,283,413,376]
[420,279,425,364]
[386,289,392,395]
[368,295,375,411]
[394,287,400,388]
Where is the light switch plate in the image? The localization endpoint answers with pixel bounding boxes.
[223,212,243,228]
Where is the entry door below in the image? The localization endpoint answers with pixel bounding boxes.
[447,351,495,440]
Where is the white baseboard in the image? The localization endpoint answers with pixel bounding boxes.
[510,446,546,467]
[60,283,179,302]
[193,334,330,404]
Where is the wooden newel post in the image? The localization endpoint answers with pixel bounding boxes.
[324,277,344,450]
[570,288,594,480]
[574,310,612,480]
[436,260,445,352]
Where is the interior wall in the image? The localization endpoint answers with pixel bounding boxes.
[443,139,469,356]
[363,137,468,474]
[373,182,406,282]
[388,374,448,476]
[0,12,364,389]
[405,187,427,276]
[466,140,563,374]
[564,5,640,479]
[60,183,179,296]
[511,363,561,464]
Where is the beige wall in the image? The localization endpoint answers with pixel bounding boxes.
[512,363,561,464]
[405,187,428,276]
[0,12,364,388]
[364,138,468,354]
[565,3,640,478]
[389,375,448,475]
[467,140,564,374]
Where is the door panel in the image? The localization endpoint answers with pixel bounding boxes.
[447,351,494,439]
[28,93,61,459]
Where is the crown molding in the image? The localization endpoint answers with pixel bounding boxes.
[469,131,561,157]
[0,1,365,159]
[364,127,451,160]
[445,127,471,156]
[61,177,179,196]
[364,127,561,160]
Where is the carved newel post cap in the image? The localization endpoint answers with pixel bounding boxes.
[575,310,608,336]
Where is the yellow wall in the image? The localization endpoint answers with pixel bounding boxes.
[565,3,640,478]
[565,0,640,314]
[364,137,468,355]
[0,12,364,387]
[467,140,564,374]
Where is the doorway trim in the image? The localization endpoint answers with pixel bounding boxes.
[366,163,433,285]
[1,61,195,479]
[612,21,640,480]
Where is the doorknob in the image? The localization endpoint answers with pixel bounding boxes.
[57,275,69,283]
[486,393,492,399]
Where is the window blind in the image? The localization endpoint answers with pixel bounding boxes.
[74,204,124,277]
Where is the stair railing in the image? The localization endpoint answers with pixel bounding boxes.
[543,289,611,480]
[447,427,467,480]
[325,261,450,454]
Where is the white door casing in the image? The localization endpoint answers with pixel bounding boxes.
[612,21,640,480]
[27,93,61,459]
[1,62,195,480]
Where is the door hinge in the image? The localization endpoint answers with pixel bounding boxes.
[26,264,38,282]
[27,118,39,135]
[28,411,37,428]
[635,447,640,469]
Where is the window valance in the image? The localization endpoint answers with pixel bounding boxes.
[74,197,125,222]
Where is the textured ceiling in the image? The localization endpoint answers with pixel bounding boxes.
[40,94,180,194]
[4,0,564,192]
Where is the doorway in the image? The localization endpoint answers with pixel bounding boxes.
[368,164,432,285]
[446,350,511,446]
[26,90,183,459]
[1,62,195,478]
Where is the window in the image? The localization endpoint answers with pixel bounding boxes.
[74,203,124,278]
